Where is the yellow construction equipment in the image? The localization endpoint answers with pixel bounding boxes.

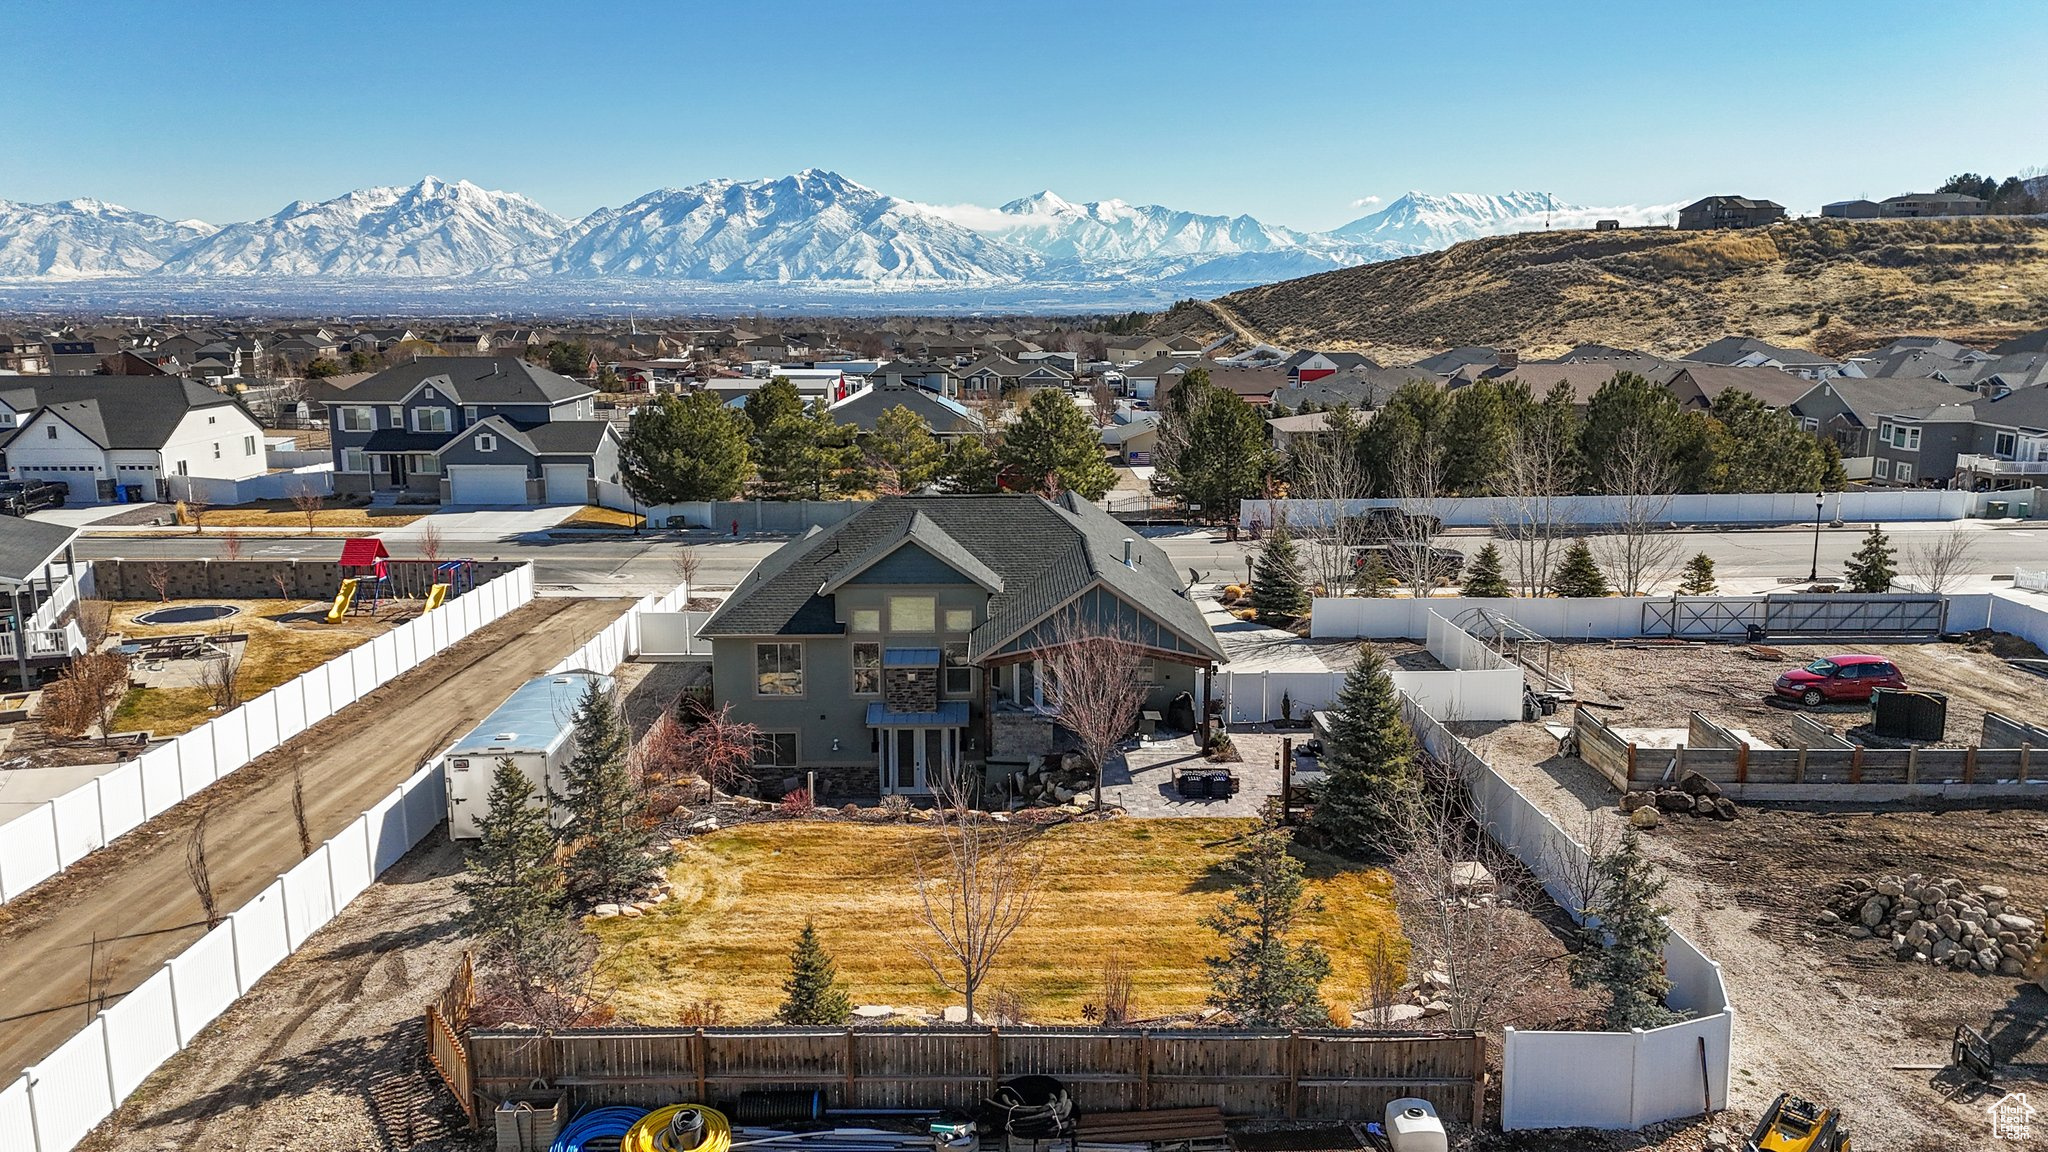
[424,582,451,611]
[327,577,359,623]
[1748,1092,1852,1152]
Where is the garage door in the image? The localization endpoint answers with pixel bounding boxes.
[543,463,588,505]
[447,464,529,505]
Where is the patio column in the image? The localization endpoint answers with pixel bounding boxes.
[8,587,27,689]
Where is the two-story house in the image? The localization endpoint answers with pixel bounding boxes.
[0,377,265,501]
[328,356,619,504]
[698,494,1226,798]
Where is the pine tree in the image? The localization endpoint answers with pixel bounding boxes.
[1356,552,1392,597]
[1310,644,1418,858]
[556,680,657,905]
[1569,831,1679,1030]
[1250,519,1310,620]
[619,392,754,504]
[1677,552,1717,595]
[1843,524,1897,592]
[777,921,854,1024]
[1204,803,1332,1027]
[869,404,947,493]
[997,389,1118,500]
[455,758,566,954]
[1550,539,1610,598]
[1462,543,1511,597]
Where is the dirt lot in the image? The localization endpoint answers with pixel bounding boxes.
[1529,635,2048,750]
[0,596,632,1085]
[1457,635,2048,1148]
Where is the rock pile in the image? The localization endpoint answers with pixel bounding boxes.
[1006,751,1099,808]
[1620,771,1737,825]
[1352,966,1455,1027]
[1821,873,2043,975]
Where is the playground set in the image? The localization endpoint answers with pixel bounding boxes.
[326,538,477,623]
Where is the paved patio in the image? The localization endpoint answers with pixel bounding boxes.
[1101,726,1310,817]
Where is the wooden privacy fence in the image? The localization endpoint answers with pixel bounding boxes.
[468,1027,1485,1125]
[1575,706,2045,798]
[426,953,477,1124]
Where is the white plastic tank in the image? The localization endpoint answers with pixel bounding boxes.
[1383,1098,1447,1152]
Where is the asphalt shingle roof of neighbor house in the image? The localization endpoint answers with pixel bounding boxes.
[0,377,248,451]
[1962,352,2048,391]
[1970,386,2048,431]
[341,355,591,405]
[1794,376,1978,426]
[0,516,78,586]
[1991,326,2048,357]
[699,494,1226,664]
[830,383,985,436]
[1666,363,1817,409]
[1471,360,1669,405]
[435,415,613,457]
[1682,336,1837,369]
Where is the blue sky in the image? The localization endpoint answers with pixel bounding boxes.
[11,0,2047,229]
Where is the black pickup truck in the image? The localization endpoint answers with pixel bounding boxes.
[0,479,66,516]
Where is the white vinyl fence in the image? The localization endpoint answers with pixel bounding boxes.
[2019,567,2048,593]
[1402,701,1733,1131]
[1203,610,1525,723]
[591,481,866,533]
[0,564,537,905]
[1244,488,1984,529]
[549,581,690,677]
[164,465,334,506]
[0,759,448,1152]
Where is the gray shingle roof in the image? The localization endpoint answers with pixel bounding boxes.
[829,383,984,436]
[342,356,591,405]
[0,378,247,451]
[0,516,77,585]
[523,420,615,456]
[699,494,1224,663]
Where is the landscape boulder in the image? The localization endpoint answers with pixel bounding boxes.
[1823,870,2044,976]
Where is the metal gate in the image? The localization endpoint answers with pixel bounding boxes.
[1642,595,1946,639]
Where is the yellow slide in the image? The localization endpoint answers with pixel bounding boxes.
[424,582,450,611]
[327,577,359,623]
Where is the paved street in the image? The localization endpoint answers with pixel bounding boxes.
[67,515,2048,594]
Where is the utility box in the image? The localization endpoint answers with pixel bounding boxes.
[446,670,610,838]
[1873,688,1948,743]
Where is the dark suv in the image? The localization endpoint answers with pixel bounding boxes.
[0,480,65,516]
[1351,544,1465,583]
[1343,507,1443,541]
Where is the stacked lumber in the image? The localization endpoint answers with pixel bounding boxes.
[1074,1107,1228,1152]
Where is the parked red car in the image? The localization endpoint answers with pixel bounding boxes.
[1773,654,1907,707]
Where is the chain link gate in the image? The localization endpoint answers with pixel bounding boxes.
[1642,595,1947,639]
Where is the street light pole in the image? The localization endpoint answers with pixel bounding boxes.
[1808,490,1825,582]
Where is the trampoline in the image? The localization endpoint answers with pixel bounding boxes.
[134,603,241,626]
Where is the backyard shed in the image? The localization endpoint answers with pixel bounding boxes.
[445,669,609,837]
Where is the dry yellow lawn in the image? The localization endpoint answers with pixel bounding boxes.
[594,818,1404,1025]
[107,598,396,736]
[179,500,425,529]
[561,506,646,529]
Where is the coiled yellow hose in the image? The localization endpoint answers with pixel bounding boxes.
[624,1104,732,1152]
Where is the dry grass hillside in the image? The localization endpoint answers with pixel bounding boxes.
[1164,217,2048,362]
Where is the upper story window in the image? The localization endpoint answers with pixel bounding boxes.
[756,642,804,696]
[944,608,973,633]
[414,408,451,433]
[463,405,479,426]
[338,406,373,432]
[243,435,257,456]
[387,405,403,427]
[852,641,881,694]
[850,608,881,632]
[888,595,935,632]
[1995,431,2018,459]
[475,433,497,453]
[44,424,57,440]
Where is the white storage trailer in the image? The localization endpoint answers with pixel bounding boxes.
[445,669,609,839]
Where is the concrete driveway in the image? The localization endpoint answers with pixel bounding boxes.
[28,504,159,527]
[376,505,578,543]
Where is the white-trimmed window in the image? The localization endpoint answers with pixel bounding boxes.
[475,433,497,453]
[343,448,369,473]
[944,608,973,632]
[414,453,441,475]
[44,424,56,440]
[942,641,973,696]
[756,642,804,696]
[414,407,451,433]
[387,405,403,427]
[1896,462,1914,483]
[338,406,373,432]
[1874,459,1890,479]
[1996,431,2018,458]
[852,641,881,694]
[212,442,221,459]
[463,405,479,426]
[889,595,935,632]
[850,608,880,633]
[243,435,257,456]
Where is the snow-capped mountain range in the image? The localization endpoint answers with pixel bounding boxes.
[0,171,1676,298]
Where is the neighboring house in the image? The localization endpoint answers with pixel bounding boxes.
[1100,410,1160,464]
[1273,365,1417,411]
[869,360,959,399]
[0,516,88,680]
[1017,350,1080,375]
[1821,199,1882,219]
[1677,196,1786,230]
[1454,360,1665,408]
[1954,387,2048,491]
[829,381,986,439]
[1194,364,1287,406]
[1959,352,2048,397]
[1017,360,1076,391]
[1860,401,1978,487]
[1107,336,1174,365]
[47,339,116,376]
[1991,326,2048,357]
[0,377,265,501]
[697,494,1226,796]
[958,355,1025,398]
[1664,364,1816,411]
[1117,355,1188,401]
[1282,350,1379,383]
[327,356,616,504]
[0,336,49,375]
[1879,192,1986,218]
[1681,336,1847,381]
[1411,346,1506,376]
[1788,376,1979,481]
[1266,410,1341,453]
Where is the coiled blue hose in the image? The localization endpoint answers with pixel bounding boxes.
[552,1105,651,1152]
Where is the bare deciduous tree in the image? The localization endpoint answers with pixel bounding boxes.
[291,486,324,536]
[670,546,702,593]
[144,563,172,603]
[1036,610,1150,811]
[1358,932,1402,1028]
[415,522,444,565]
[1387,433,1452,600]
[1494,417,1580,597]
[1287,412,1371,595]
[1087,953,1134,1026]
[1547,812,1622,927]
[220,529,244,561]
[911,774,1044,1021]
[196,630,245,710]
[1088,378,1118,428]
[649,701,759,801]
[185,499,210,535]
[187,806,220,928]
[272,571,293,605]
[1389,755,1569,1031]
[1593,423,1684,597]
[1903,526,1978,594]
